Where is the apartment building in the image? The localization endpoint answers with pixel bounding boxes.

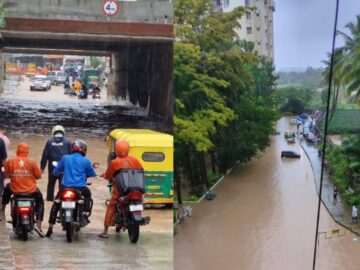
[214,0,275,60]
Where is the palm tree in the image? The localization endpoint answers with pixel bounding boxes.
[321,49,344,120]
[337,15,360,102]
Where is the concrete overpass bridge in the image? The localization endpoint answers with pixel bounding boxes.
[0,0,173,125]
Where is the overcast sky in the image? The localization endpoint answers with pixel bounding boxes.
[273,0,360,71]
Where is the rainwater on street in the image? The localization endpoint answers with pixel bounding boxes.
[175,117,360,270]
[0,75,173,270]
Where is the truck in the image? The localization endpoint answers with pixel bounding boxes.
[81,68,100,88]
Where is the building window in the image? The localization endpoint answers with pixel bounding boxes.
[257,27,260,31]
[223,0,230,7]
[245,0,251,7]
[246,12,251,20]
[247,27,252,34]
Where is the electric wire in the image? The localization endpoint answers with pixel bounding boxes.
[312,0,340,269]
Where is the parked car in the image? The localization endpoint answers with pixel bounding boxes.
[54,71,67,85]
[290,118,303,125]
[281,151,301,158]
[305,132,317,143]
[30,75,51,91]
[46,71,67,85]
[46,71,57,85]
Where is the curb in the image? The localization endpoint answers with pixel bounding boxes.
[174,161,241,230]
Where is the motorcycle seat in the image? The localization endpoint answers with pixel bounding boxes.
[13,193,34,199]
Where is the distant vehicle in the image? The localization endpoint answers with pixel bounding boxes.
[284,130,296,139]
[290,118,303,125]
[305,133,317,143]
[81,69,100,88]
[54,71,67,85]
[46,71,57,85]
[30,75,51,91]
[281,151,301,158]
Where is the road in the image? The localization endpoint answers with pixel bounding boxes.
[175,117,360,270]
[1,76,173,270]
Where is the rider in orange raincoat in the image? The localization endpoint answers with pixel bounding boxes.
[2,143,45,233]
[98,139,143,239]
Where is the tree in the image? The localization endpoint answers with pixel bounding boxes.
[0,4,6,28]
[174,0,279,198]
[336,15,360,102]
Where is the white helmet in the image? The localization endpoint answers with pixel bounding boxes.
[52,125,65,136]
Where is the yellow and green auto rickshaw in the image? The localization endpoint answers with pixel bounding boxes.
[107,129,173,207]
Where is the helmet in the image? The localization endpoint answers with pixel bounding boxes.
[72,139,87,156]
[52,125,65,136]
[115,139,130,157]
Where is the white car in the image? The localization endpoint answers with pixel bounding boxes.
[30,75,51,91]
[290,118,302,125]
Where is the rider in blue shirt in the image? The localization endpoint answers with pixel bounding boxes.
[54,152,96,187]
[46,140,96,237]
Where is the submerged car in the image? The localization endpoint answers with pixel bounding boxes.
[281,150,300,158]
[30,75,51,91]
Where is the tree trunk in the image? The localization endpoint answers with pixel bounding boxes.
[198,152,210,190]
[210,150,217,174]
[186,146,196,193]
[174,163,182,204]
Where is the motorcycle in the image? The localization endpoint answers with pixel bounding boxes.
[92,87,101,99]
[10,194,36,241]
[78,89,88,99]
[57,185,93,242]
[107,169,150,243]
[52,161,99,242]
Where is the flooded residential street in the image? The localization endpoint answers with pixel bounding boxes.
[175,117,360,270]
[0,75,173,270]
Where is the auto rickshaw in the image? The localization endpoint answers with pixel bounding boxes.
[107,129,173,208]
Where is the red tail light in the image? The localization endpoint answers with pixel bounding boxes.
[128,191,143,201]
[62,190,76,201]
[17,207,31,214]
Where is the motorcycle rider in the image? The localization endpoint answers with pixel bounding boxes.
[1,143,44,234]
[45,139,96,237]
[40,125,72,201]
[98,139,143,239]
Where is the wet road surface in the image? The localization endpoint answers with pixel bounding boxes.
[1,76,173,269]
[4,134,173,270]
[0,75,169,135]
[174,117,360,270]
[10,231,172,270]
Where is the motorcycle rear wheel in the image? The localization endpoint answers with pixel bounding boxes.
[128,221,139,243]
[65,222,74,243]
[22,225,28,241]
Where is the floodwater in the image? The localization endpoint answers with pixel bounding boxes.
[174,117,360,270]
[1,76,173,269]
[0,75,170,136]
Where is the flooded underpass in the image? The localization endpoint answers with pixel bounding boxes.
[0,75,169,136]
[174,117,360,270]
[0,75,173,269]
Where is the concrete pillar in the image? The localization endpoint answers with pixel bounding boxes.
[109,52,128,101]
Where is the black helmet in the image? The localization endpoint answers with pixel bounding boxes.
[71,139,87,156]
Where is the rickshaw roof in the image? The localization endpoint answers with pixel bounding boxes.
[109,129,173,148]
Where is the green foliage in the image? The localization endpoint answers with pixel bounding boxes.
[276,85,314,113]
[174,0,279,197]
[327,135,360,206]
[320,110,360,134]
[277,67,324,89]
[0,4,6,28]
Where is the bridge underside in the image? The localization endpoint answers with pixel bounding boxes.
[0,18,173,130]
